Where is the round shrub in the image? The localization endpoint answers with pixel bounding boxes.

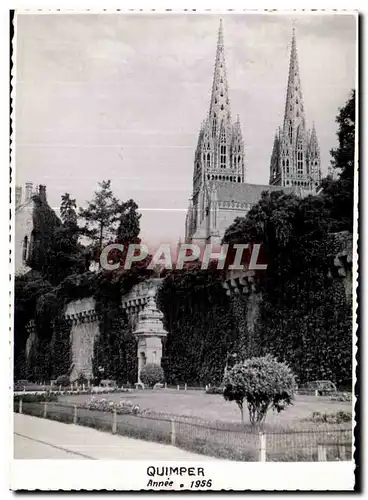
[140,364,164,388]
[224,354,296,427]
[56,374,70,387]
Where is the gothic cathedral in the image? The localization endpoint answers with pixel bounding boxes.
[185,21,322,245]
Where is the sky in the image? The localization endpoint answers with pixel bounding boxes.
[15,12,357,247]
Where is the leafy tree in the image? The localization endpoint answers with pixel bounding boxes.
[223,355,296,426]
[116,199,141,244]
[79,180,120,250]
[223,186,353,387]
[60,193,78,229]
[322,89,355,232]
[330,89,355,182]
[140,364,164,388]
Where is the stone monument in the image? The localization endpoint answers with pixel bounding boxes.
[133,287,167,384]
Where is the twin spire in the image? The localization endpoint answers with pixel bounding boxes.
[283,27,306,140]
[209,19,231,136]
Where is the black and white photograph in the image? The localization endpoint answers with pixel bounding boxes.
[10,10,358,491]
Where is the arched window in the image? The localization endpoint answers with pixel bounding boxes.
[220,127,227,168]
[297,142,303,176]
[206,153,210,169]
[213,114,217,137]
[221,104,224,110]
[22,236,28,263]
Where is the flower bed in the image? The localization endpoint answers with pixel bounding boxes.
[78,397,144,415]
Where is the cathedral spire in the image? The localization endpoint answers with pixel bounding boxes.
[283,27,306,142]
[270,25,321,192]
[209,19,231,137]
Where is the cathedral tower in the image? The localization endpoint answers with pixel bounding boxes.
[186,20,245,244]
[269,29,321,191]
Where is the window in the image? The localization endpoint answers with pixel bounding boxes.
[22,236,28,263]
[221,104,224,110]
[297,143,303,176]
[206,153,210,169]
[220,145,226,167]
[213,114,217,137]
[220,128,227,168]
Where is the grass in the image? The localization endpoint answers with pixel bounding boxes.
[18,390,353,462]
[59,389,353,429]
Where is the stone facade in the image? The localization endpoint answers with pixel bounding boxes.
[14,182,37,275]
[49,279,165,381]
[65,298,99,381]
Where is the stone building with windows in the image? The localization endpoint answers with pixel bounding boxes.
[14,182,38,275]
[185,21,321,246]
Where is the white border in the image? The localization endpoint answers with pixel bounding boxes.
[5,3,362,494]
[10,461,355,491]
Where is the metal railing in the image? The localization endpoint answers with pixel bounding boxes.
[14,400,352,462]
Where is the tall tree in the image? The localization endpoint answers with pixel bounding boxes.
[60,193,79,242]
[116,199,141,244]
[322,89,355,232]
[330,89,355,182]
[79,180,120,250]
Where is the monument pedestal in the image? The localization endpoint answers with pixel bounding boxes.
[133,288,167,384]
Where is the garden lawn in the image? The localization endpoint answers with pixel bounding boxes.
[59,389,352,428]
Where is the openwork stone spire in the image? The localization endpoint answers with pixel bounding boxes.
[283,28,306,141]
[209,19,231,137]
[269,27,322,192]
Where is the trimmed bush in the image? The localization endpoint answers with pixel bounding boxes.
[224,355,296,427]
[205,386,224,395]
[140,364,164,389]
[56,374,70,387]
[330,392,352,402]
[14,393,58,403]
[308,411,352,424]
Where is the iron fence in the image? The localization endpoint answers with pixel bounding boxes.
[14,400,352,462]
